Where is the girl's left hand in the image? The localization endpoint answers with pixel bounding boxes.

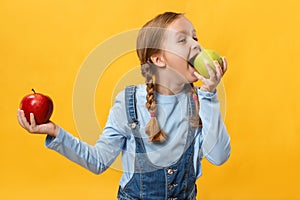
[194,56,228,93]
[17,109,59,137]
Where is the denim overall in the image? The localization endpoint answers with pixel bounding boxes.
[118,85,197,200]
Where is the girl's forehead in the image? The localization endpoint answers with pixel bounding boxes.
[167,16,196,34]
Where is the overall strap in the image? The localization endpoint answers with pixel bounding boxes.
[125,85,139,129]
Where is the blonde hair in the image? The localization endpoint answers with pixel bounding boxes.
[136,12,201,143]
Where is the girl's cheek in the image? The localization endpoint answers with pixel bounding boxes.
[178,48,190,61]
[164,40,190,60]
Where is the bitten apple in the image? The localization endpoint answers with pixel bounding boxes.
[20,89,53,124]
[189,49,223,79]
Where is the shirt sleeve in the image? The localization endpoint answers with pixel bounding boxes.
[45,90,129,174]
[197,88,231,166]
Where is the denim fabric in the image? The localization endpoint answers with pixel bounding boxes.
[118,86,197,200]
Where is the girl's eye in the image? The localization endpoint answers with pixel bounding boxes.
[193,37,198,41]
[178,38,186,43]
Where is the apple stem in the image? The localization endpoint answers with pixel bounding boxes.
[32,88,36,94]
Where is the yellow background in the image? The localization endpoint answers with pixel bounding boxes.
[1,0,300,199]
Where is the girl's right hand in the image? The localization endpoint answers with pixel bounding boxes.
[194,56,228,93]
[17,109,59,137]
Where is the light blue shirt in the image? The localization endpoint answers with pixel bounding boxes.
[46,84,231,188]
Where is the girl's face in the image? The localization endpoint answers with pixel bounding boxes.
[156,16,202,84]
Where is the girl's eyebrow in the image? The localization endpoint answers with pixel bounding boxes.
[176,29,197,36]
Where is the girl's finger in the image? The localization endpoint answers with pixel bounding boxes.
[17,109,25,128]
[205,64,216,80]
[194,71,206,83]
[222,56,228,74]
[30,113,36,127]
[20,109,29,127]
[19,109,33,132]
[214,60,223,79]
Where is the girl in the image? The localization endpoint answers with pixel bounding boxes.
[17,12,231,200]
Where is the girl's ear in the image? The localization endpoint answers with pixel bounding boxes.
[150,53,166,68]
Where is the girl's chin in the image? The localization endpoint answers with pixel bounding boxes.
[191,73,199,83]
[191,78,199,83]
[188,66,198,80]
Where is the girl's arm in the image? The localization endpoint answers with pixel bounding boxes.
[194,57,231,165]
[17,91,128,174]
[198,89,231,166]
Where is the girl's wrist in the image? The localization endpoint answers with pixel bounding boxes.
[200,86,215,93]
[53,125,59,137]
[47,124,59,138]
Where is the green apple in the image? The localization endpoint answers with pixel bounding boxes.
[190,49,223,79]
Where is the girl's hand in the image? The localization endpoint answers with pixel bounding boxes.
[17,109,59,137]
[194,56,228,93]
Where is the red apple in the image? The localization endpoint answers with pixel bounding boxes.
[20,89,53,124]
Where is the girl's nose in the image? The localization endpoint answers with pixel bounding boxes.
[190,39,201,53]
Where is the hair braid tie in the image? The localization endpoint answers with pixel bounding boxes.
[192,95,198,101]
[190,84,202,127]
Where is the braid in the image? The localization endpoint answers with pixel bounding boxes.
[142,63,167,143]
[136,12,184,143]
[143,63,155,111]
[189,83,202,127]
[145,81,155,111]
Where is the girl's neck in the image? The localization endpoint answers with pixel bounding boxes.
[155,83,186,95]
[154,68,189,95]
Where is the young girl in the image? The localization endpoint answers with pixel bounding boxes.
[17,12,231,200]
